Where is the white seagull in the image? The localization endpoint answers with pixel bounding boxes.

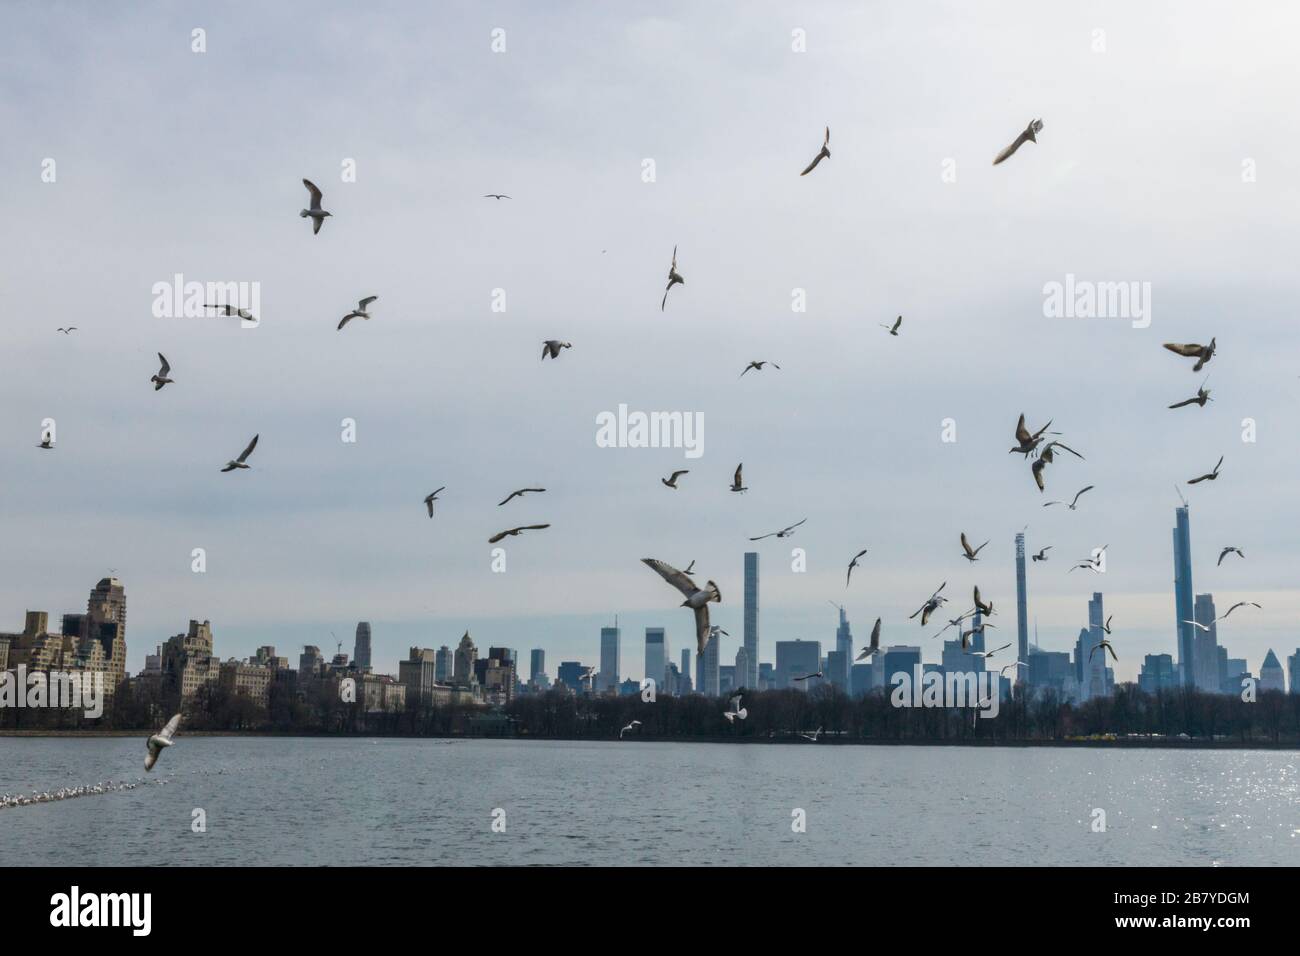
[855,617,882,660]
[300,178,332,234]
[338,296,378,331]
[145,713,182,771]
[641,558,721,655]
[1185,602,1261,630]
[620,720,642,739]
[723,693,748,722]
[220,434,258,472]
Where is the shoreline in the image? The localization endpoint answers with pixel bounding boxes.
[0,730,1296,749]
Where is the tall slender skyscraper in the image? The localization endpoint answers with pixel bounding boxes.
[1087,592,1107,698]
[600,625,621,693]
[1192,593,1219,691]
[644,627,666,688]
[1172,506,1196,687]
[529,648,545,682]
[743,552,759,689]
[834,607,852,689]
[681,648,692,693]
[354,622,372,671]
[1014,533,1029,674]
[701,630,720,696]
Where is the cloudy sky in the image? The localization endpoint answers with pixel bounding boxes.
[3,1,1299,684]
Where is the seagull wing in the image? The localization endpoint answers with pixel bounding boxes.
[144,743,161,772]
[799,152,826,176]
[237,434,259,463]
[1163,342,1204,357]
[734,463,743,486]
[1014,414,1031,444]
[784,518,808,533]
[158,713,182,742]
[960,532,974,557]
[338,313,355,330]
[158,353,170,376]
[303,178,323,209]
[358,296,378,311]
[693,605,711,655]
[1073,485,1095,506]
[992,130,1029,165]
[642,558,698,598]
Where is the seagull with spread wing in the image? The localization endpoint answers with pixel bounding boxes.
[855,617,882,660]
[749,518,806,541]
[910,582,948,626]
[1044,485,1094,510]
[1031,546,1052,562]
[846,549,868,586]
[337,296,377,330]
[423,487,445,517]
[993,118,1043,165]
[1188,456,1223,484]
[641,558,721,655]
[740,360,780,378]
[880,315,902,336]
[1185,601,1261,630]
[1217,546,1244,566]
[498,488,545,506]
[662,470,689,489]
[1164,338,1216,372]
[800,126,831,175]
[661,246,684,310]
[220,434,258,472]
[1169,376,1213,409]
[488,524,550,544]
[150,353,173,390]
[144,713,182,772]
[300,178,332,234]
[729,463,747,493]
[723,692,748,723]
[960,532,989,563]
[542,340,572,360]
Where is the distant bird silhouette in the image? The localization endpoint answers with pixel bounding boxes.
[1101,615,1114,635]
[1164,338,1216,372]
[749,518,806,541]
[542,340,572,360]
[1045,485,1094,510]
[729,463,747,493]
[800,126,831,176]
[204,303,257,323]
[498,488,545,506]
[910,582,948,626]
[792,671,823,682]
[1032,546,1052,562]
[846,548,868,586]
[300,178,331,234]
[967,641,1011,660]
[619,720,641,739]
[880,315,902,336]
[483,194,511,200]
[488,524,550,544]
[150,353,173,390]
[661,470,689,489]
[36,436,53,450]
[993,118,1043,165]
[740,360,780,378]
[960,532,989,563]
[1169,376,1213,409]
[56,327,77,334]
[1188,456,1223,484]
[973,585,994,618]
[1217,546,1244,566]
[799,725,824,741]
[960,622,996,651]
[855,617,882,660]
[683,560,696,574]
[1010,414,1055,457]
[338,296,377,330]
[1089,639,1117,662]
[423,487,445,517]
[661,246,684,310]
[641,558,721,655]
[220,434,258,472]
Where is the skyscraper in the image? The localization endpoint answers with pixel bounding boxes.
[354,622,372,671]
[1086,592,1107,698]
[1259,650,1285,692]
[600,625,620,693]
[1192,593,1219,692]
[84,576,127,696]
[435,645,453,683]
[1288,649,1300,695]
[701,630,720,696]
[1014,533,1029,674]
[743,552,759,689]
[529,648,545,683]
[834,606,852,690]
[775,640,820,689]
[680,648,691,693]
[644,627,666,689]
[1172,506,1196,688]
[454,632,477,685]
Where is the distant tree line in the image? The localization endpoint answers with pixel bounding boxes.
[3,678,1298,744]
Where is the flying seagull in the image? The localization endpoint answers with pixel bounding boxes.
[619,720,642,739]
[144,713,182,772]
[423,487,445,517]
[993,118,1043,165]
[150,353,173,390]
[1217,546,1244,566]
[729,463,747,493]
[967,641,1012,660]
[799,725,824,742]
[880,315,902,336]
[799,126,831,176]
[641,558,721,655]
[1185,602,1261,630]
[1163,338,1216,372]
[1010,414,1055,457]
[749,518,807,541]
[792,671,823,682]
[973,585,994,618]
[683,560,696,574]
[855,617,882,660]
[846,548,868,587]
[483,194,511,200]
[488,524,550,544]
[1089,639,1117,663]
[1044,485,1094,510]
[1169,377,1213,409]
[542,340,572,360]
[960,532,989,563]
[300,178,332,234]
[204,303,257,323]
[662,470,689,489]
[1101,615,1113,635]
[723,692,748,723]
[220,434,258,472]
[909,582,948,626]
[56,327,77,334]
[1031,546,1052,562]
[337,296,377,330]
[707,625,730,640]
[740,360,780,378]
[1068,545,1107,574]
[661,246,684,311]
[1188,456,1223,484]
[498,488,545,506]
[999,660,1028,678]
[933,609,977,640]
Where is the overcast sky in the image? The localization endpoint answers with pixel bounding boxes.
[3,1,1299,684]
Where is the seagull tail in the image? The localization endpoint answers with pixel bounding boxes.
[706,581,721,602]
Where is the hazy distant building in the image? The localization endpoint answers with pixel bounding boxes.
[219,657,272,708]
[161,620,219,702]
[1138,653,1177,693]
[1172,506,1196,688]
[1028,644,1074,697]
[353,622,372,671]
[1223,657,1249,694]
[557,661,587,693]
[680,649,691,691]
[1259,650,1285,693]
[475,647,517,704]
[299,645,324,679]
[529,648,546,684]
[733,646,750,694]
[776,640,820,690]
[719,664,735,696]
[600,626,621,693]
[645,628,667,690]
[1192,594,1219,692]
[1015,533,1029,675]
[1086,593,1108,699]
[882,646,922,691]
[454,632,477,686]
[743,552,760,689]
[833,607,852,690]
[700,629,720,696]
[435,645,453,683]
[1288,650,1300,695]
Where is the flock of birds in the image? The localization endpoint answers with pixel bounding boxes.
[0,776,168,810]
[35,114,1259,739]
